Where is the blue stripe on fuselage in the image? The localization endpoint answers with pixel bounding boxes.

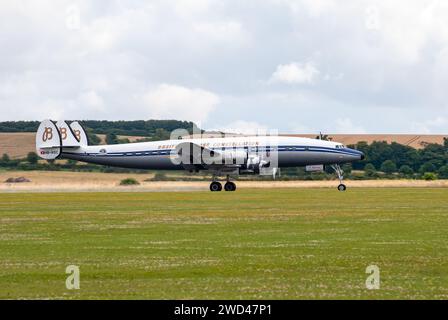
[62,145,362,158]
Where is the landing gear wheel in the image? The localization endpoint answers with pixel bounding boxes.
[224,182,237,192]
[210,181,222,192]
[331,164,347,192]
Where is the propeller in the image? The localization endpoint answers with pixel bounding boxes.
[317,132,332,141]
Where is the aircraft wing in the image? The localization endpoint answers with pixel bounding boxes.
[172,141,250,173]
[172,142,223,170]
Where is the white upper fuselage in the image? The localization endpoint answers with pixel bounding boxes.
[80,136,339,152]
[61,135,364,170]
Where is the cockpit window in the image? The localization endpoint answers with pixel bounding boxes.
[335,145,345,149]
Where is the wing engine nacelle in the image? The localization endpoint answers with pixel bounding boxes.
[239,154,271,174]
[217,150,248,165]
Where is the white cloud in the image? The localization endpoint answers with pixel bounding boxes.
[78,91,105,112]
[173,0,215,18]
[287,123,312,134]
[1,1,448,133]
[142,84,220,123]
[210,120,269,135]
[270,62,319,84]
[285,0,336,17]
[411,117,448,134]
[335,118,366,134]
[192,21,249,47]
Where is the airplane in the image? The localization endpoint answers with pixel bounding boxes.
[35,119,365,192]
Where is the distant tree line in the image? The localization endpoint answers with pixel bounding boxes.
[0,120,199,137]
[1,120,447,180]
[1,138,447,179]
[267,138,448,180]
[104,128,174,145]
[80,120,199,137]
[349,139,448,179]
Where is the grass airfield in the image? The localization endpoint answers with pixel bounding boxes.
[0,188,447,299]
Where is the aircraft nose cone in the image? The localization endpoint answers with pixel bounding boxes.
[360,152,365,160]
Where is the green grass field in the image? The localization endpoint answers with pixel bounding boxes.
[0,188,447,299]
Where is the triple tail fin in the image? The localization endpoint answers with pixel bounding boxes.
[36,120,89,160]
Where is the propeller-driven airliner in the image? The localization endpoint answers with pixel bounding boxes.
[36,120,365,192]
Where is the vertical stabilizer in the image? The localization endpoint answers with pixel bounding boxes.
[56,120,81,147]
[69,121,89,146]
[35,119,62,160]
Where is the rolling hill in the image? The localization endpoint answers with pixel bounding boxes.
[0,133,146,159]
[0,132,445,159]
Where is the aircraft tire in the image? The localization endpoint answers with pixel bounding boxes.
[224,182,236,192]
[210,181,222,192]
[337,184,347,192]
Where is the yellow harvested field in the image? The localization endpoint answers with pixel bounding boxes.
[0,132,146,159]
[0,133,35,159]
[0,132,446,160]
[285,134,446,149]
[1,171,447,192]
[95,134,149,143]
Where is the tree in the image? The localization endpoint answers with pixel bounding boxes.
[380,160,397,174]
[1,153,10,163]
[419,162,436,174]
[26,152,38,164]
[367,141,394,169]
[404,149,421,171]
[342,163,352,174]
[422,172,438,181]
[66,159,78,167]
[399,165,414,177]
[151,128,170,141]
[106,133,118,145]
[364,163,377,178]
[119,178,140,186]
[86,129,101,145]
[419,144,445,170]
[438,165,448,179]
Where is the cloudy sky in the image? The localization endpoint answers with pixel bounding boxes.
[1,0,448,134]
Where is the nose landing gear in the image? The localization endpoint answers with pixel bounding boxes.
[331,164,347,191]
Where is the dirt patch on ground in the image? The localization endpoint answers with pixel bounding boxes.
[0,171,447,193]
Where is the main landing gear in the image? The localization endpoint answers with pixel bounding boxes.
[210,181,222,192]
[331,164,347,192]
[210,175,237,192]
